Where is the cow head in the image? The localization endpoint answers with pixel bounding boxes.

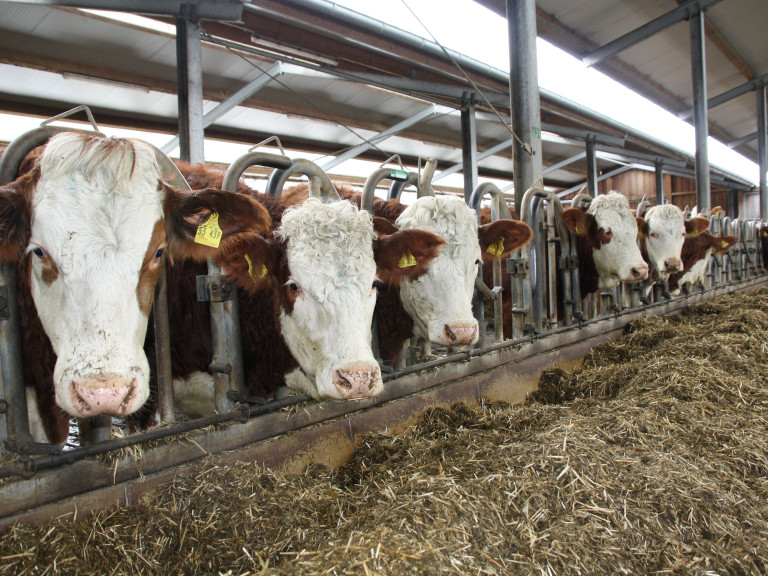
[0,132,271,419]
[637,205,710,281]
[219,198,444,401]
[393,195,533,348]
[563,191,649,291]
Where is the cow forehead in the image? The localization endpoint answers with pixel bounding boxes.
[645,205,684,234]
[396,196,479,259]
[31,134,164,274]
[279,198,377,300]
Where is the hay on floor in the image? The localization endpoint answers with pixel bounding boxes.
[3,288,768,575]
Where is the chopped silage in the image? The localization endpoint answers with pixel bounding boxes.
[3,288,768,575]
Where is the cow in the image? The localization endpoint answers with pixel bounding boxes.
[278,182,533,363]
[760,226,768,271]
[636,204,710,297]
[561,191,649,298]
[1,131,272,444]
[143,163,445,420]
[668,230,737,295]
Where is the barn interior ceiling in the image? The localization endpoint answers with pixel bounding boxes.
[0,0,762,194]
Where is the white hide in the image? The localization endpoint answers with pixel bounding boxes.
[172,371,216,419]
[28,133,164,417]
[644,204,686,281]
[277,198,383,400]
[25,387,49,444]
[395,196,480,346]
[589,192,649,291]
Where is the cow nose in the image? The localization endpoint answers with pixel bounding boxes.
[664,258,682,273]
[631,264,649,280]
[444,323,478,345]
[69,377,139,417]
[333,364,382,399]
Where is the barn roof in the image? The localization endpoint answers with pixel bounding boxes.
[0,0,762,195]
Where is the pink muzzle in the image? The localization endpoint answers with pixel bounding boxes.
[70,377,141,417]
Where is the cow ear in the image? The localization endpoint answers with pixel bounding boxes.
[373,229,445,285]
[163,184,272,262]
[636,217,649,238]
[217,233,276,295]
[685,216,710,237]
[478,219,534,264]
[711,235,737,255]
[562,208,591,236]
[0,175,33,263]
[372,216,399,236]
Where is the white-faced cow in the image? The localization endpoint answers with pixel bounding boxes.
[562,191,649,297]
[636,204,710,297]
[143,164,445,420]
[281,184,533,364]
[1,132,272,444]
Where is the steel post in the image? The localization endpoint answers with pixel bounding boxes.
[758,83,767,219]
[507,0,543,208]
[461,98,479,204]
[690,10,711,213]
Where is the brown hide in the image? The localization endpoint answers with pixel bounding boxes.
[667,232,737,292]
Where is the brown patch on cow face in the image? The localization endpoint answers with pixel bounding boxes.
[0,169,37,263]
[136,219,167,316]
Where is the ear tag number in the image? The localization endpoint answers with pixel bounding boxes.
[398,251,417,268]
[487,238,505,256]
[194,212,223,248]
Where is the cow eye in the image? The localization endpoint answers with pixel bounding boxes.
[287,280,302,292]
[602,228,613,237]
[650,232,658,239]
[31,246,48,259]
[475,259,481,266]
[153,247,165,259]
[372,279,382,290]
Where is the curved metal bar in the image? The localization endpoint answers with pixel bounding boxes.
[387,172,419,200]
[362,167,412,211]
[569,193,593,212]
[635,195,651,218]
[264,158,339,200]
[468,182,513,220]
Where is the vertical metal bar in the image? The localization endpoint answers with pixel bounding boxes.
[585,137,598,198]
[461,98,479,204]
[654,159,665,204]
[153,261,174,423]
[507,0,543,208]
[0,263,31,451]
[690,9,711,213]
[176,17,205,165]
[727,187,738,218]
[758,83,767,219]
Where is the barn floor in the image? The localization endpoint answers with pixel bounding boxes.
[2,288,768,575]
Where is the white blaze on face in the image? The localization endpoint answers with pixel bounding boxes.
[277,198,382,401]
[395,196,479,346]
[644,204,686,279]
[28,133,165,417]
[589,192,648,290]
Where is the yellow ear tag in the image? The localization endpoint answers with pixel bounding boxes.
[398,251,417,268]
[487,237,505,256]
[721,240,729,249]
[574,224,583,236]
[244,253,267,283]
[763,231,768,237]
[194,212,223,248]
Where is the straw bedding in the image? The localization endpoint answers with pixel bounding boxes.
[3,288,768,575]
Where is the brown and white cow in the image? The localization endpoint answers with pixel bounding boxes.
[637,203,710,296]
[280,183,533,364]
[1,132,272,443]
[146,164,445,419]
[562,191,649,297]
[668,230,737,295]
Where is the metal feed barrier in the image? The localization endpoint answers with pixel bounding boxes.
[0,135,766,527]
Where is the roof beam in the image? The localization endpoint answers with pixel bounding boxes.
[544,151,586,176]
[161,62,282,154]
[582,0,723,67]
[678,73,768,120]
[3,0,246,19]
[320,105,438,171]
[433,138,514,182]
